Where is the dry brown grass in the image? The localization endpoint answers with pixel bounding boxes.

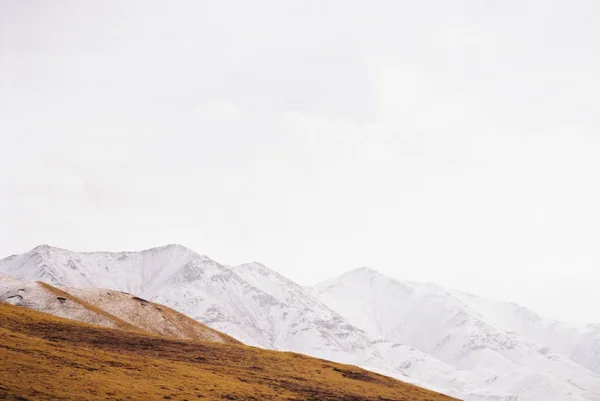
[0,303,459,401]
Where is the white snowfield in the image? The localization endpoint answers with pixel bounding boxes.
[1,245,599,401]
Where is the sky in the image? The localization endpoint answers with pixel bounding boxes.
[1,1,599,324]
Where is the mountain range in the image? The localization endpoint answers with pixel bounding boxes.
[1,244,599,401]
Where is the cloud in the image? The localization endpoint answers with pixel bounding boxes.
[196,100,250,121]
[2,1,600,323]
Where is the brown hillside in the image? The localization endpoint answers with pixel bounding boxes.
[0,303,459,401]
[37,282,146,333]
[59,286,240,344]
[0,274,238,344]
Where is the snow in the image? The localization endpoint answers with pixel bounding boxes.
[2,245,600,400]
[312,267,600,401]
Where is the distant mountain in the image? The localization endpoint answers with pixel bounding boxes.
[1,245,599,401]
[448,289,600,375]
[312,267,600,400]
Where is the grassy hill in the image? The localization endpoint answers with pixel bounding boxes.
[0,275,239,344]
[0,303,459,401]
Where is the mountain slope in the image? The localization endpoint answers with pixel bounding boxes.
[312,267,600,401]
[2,245,600,400]
[0,273,142,332]
[150,257,455,390]
[0,302,458,401]
[234,262,487,398]
[0,273,237,343]
[449,289,600,374]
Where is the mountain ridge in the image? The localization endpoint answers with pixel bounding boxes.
[2,244,600,401]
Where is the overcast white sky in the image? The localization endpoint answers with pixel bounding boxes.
[1,1,599,323]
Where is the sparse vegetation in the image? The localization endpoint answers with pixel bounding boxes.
[0,303,458,401]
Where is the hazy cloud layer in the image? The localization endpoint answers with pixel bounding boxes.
[1,0,599,323]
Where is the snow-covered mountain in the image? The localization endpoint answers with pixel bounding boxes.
[313,267,600,401]
[449,289,600,375]
[1,245,599,401]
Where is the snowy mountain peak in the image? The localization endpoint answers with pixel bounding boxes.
[237,261,271,273]
[315,266,387,290]
[27,244,61,259]
[236,262,294,284]
[347,266,381,276]
[32,244,52,252]
[345,266,386,280]
[141,243,196,255]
